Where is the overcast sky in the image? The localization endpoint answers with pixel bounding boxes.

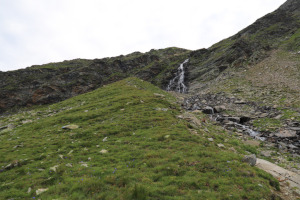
[0,0,286,71]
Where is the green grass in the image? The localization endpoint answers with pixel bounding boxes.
[0,78,279,199]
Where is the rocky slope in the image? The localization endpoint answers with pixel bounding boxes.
[0,48,190,113]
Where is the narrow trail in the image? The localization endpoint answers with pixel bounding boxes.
[256,159,300,199]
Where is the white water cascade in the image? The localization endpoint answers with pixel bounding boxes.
[166,59,189,93]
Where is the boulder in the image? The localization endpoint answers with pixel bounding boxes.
[213,105,226,113]
[243,154,257,166]
[202,106,214,114]
[227,117,240,123]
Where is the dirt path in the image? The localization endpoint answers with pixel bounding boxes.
[256,158,300,200]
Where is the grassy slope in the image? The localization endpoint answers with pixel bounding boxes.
[0,78,279,200]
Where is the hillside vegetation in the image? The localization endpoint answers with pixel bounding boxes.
[0,78,279,200]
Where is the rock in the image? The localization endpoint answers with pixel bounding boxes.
[229,147,237,153]
[243,154,257,166]
[208,138,214,142]
[153,93,165,97]
[22,120,33,124]
[278,142,288,150]
[289,127,300,132]
[192,104,200,111]
[260,113,269,118]
[260,151,273,157]
[62,124,79,130]
[227,117,240,123]
[274,115,283,119]
[288,144,297,149]
[214,105,226,113]
[13,144,23,149]
[36,188,48,195]
[100,149,108,154]
[102,137,108,142]
[234,100,246,104]
[275,130,297,138]
[50,165,59,172]
[81,163,88,167]
[217,143,225,148]
[202,106,214,114]
[65,163,73,167]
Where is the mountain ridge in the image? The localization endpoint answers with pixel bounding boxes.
[1,0,299,114]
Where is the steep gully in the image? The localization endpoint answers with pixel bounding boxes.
[167,59,299,155]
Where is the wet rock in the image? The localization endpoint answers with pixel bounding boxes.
[243,154,257,166]
[227,117,240,123]
[240,116,251,124]
[202,106,214,114]
[192,104,200,111]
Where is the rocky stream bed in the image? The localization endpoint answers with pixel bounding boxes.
[182,92,300,155]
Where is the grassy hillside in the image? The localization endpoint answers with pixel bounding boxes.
[0,78,279,199]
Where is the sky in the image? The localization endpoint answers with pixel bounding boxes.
[0,0,286,71]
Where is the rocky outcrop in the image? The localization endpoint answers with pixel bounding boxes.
[0,48,190,113]
[183,92,300,154]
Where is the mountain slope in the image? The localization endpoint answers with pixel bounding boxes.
[0,47,189,114]
[1,0,300,115]
[0,78,280,199]
[188,0,300,92]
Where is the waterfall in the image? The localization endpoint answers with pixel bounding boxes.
[167,59,189,93]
